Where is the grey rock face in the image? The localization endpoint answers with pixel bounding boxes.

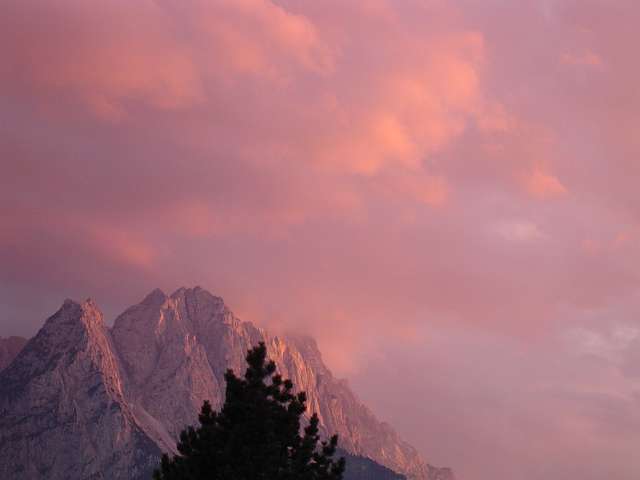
[0,336,27,371]
[111,288,223,442]
[0,300,161,480]
[0,287,454,480]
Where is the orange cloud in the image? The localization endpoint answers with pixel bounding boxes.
[561,50,604,68]
[388,173,449,207]
[11,1,204,119]
[194,0,334,80]
[87,225,155,268]
[310,31,485,176]
[526,167,567,199]
[476,102,516,133]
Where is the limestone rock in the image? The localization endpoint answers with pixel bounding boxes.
[0,287,455,480]
[0,299,161,479]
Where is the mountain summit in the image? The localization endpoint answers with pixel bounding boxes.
[0,287,454,480]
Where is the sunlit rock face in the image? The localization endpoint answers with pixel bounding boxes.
[0,300,161,480]
[111,288,224,442]
[0,336,27,371]
[0,287,454,480]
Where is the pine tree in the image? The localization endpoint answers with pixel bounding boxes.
[153,342,346,480]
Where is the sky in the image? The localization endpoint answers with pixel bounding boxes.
[2,0,640,478]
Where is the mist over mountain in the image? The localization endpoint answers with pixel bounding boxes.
[0,287,453,480]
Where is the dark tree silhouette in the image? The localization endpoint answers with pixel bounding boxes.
[153,342,345,480]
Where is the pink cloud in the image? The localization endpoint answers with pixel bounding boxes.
[3,1,640,479]
[525,167,567,199]
[561,50,604,68]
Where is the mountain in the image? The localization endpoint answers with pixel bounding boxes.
[0,336,27,371]
[342,452,407,480]
[0,287,454,480]
[0,300,160,479]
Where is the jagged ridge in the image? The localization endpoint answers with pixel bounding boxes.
[0,300,161,479]
[0,287,454,480]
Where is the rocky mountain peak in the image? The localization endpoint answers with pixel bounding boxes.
[0,289,455,480]
[141,288,168,306]
[169,286,232,329]
[5,298,109,381]
[0,295,161,480]
[112,287,229,343]
[43,298,104,336]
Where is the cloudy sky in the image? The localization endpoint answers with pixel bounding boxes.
[2,0,640,478]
